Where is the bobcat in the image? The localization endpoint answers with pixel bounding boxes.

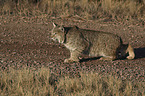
[50,23,135,63]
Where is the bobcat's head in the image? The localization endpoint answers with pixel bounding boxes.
[50,23,65,43]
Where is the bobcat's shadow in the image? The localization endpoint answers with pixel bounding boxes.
[79,57,100,62]
[134,47,145,59]
[79,47,145,62]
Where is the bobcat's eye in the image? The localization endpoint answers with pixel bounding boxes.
[51,32,56,37]
[59,27,64,32]
[53,32,56,35]
[61,28,63,31]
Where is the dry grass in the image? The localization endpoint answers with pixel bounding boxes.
[0,0,145,21]
[0,67,144,96]
[0,67,54,96]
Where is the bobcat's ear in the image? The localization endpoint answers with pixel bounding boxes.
[59,26,65,32]
[53,23,57,27]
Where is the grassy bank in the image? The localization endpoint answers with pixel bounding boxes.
[0,67,144,96]
[0,0,145,21]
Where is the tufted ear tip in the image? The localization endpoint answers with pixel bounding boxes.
[53,23,57,27]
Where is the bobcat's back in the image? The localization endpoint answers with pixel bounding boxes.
[77,29,122,57]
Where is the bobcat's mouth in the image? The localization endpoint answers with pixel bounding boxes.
[51,35,63,43]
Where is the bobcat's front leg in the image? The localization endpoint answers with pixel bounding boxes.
[64,50,81,63]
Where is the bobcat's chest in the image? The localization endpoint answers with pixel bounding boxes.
[64,43,76,51]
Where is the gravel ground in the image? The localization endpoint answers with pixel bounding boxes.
[0,16,145,81]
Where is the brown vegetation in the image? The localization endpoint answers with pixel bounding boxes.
[0,67,144,96]
[0,0,145,21]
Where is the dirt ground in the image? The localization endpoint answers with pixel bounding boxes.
[0,16,145,81]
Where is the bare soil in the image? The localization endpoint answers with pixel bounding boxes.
[0,16,145,81]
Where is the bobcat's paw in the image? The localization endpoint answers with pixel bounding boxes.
[99,56,116,61]
[64,58,79,63]
[126,56,134,60]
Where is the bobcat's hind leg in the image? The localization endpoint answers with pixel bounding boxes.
[126,44,135,59]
